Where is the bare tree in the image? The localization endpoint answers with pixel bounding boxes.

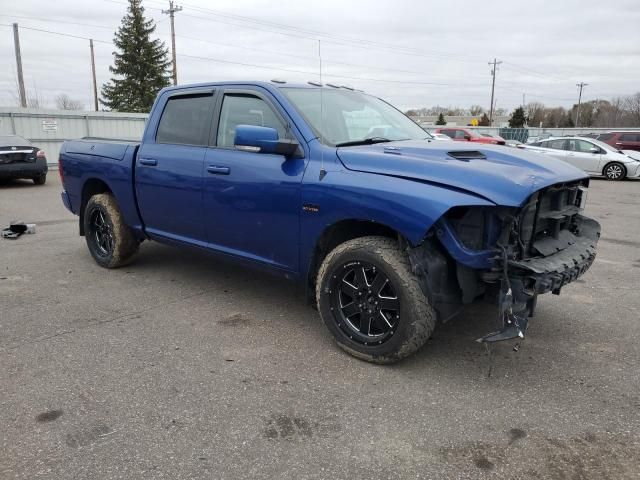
[55,93,84,110]
[625,93,640,127]
[469,105,484,116]
[526,102,546,127]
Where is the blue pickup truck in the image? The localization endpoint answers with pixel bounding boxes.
[59,81,600,362]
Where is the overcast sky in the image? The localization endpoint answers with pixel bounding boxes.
[1,0,639,112]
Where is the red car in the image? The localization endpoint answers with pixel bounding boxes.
[596,131,640,152]
[435,127,506,145]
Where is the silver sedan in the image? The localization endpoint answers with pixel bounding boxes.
[520,137,640,180]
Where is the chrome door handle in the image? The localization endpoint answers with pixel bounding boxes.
[207,165,230,175]
[139,158,158,166]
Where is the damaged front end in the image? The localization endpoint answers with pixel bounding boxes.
[408,179,601,343]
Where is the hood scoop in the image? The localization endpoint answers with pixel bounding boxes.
[447,150,486,161]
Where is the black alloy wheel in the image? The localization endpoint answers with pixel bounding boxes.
[328,261,400,345]
[89,208,114,257]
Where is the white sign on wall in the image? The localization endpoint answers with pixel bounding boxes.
[42,120,58,132]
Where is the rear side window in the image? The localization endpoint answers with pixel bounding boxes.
[621,133,639,142]
[543,139,566,150]
[216,94,288,148]
[597,133,614,141]
[156,94,213,146]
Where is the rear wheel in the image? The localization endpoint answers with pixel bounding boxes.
[316,236,435,363]
[84,193,139,268]
[33,173,46,185]
[603,162,626,180]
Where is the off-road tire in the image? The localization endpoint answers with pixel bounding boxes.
[33,173,47,185]
[603,162,626,181]
[316,236,435,363]
[84,193,139,268]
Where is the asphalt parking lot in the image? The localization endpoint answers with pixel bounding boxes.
[1,174,639,479]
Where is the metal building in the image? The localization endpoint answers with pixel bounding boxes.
[0,108,148,164]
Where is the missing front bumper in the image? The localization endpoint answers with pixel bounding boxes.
[478,216,601,343]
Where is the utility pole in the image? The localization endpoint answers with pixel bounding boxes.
[90,39,99,111]
[488,58,502,126]
[162,1,182,85]
[12,23,27,108]
[575,82,588,127]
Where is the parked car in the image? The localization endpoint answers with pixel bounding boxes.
[521,137,640,180]
[59,81,600,363]
[596,131,640,152]
[0,135,48,184]
[435,127,506,145]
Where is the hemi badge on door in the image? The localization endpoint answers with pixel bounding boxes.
[302,204,320,213]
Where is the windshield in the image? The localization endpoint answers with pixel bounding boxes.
[280,87,429,146]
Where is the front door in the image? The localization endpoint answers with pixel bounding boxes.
[203,89,307,271]
[136,91,214,244]
[565,139,602,173]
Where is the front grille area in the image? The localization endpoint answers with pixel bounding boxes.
[0,153,30,164]
[517,180,589,259]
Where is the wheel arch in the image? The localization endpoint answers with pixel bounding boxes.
[79,178,114,236]
[305,219,407,301]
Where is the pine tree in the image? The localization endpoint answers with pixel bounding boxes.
[435,113,446,125]
[478,113,490,126]
[508,106,527,128]
[101,0,171,112]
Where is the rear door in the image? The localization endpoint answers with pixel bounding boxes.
[537,139,568,162]
[616,133,640,152]
[136,90,215,244]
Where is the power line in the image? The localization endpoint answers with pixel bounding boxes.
[0,23,112,43]
[179,53,479,87]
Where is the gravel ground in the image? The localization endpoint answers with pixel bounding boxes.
[1,174,639,479]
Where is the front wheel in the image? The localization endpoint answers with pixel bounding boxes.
[603,162,626,181]
[316,236,435,363]
[84,193,139,268]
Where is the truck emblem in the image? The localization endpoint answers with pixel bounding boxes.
[302,204,320,213]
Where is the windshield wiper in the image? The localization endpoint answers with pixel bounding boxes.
[335,137,393,147]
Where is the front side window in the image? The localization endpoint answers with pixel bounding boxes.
[280,87,427,146]
[156,94,212,146]
[217,94,288,148]
[441,129,455,139]
[454,130,468,139]
[568,139,596,153]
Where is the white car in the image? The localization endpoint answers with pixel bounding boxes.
[520,137,640,180]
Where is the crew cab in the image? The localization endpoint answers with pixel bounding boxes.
[435,127,506,145]
[59,81,600,363]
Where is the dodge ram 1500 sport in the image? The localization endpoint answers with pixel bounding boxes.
[59,81,600,363]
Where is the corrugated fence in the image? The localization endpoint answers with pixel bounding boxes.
[0,108,148,165]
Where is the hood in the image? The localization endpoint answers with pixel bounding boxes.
[336,140,587,206]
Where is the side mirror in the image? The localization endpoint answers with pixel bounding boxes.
[234,125,299,156]
[589,147,600,154]
[464,134,472,141]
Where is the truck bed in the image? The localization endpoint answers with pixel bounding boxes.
[60,137,145,237]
